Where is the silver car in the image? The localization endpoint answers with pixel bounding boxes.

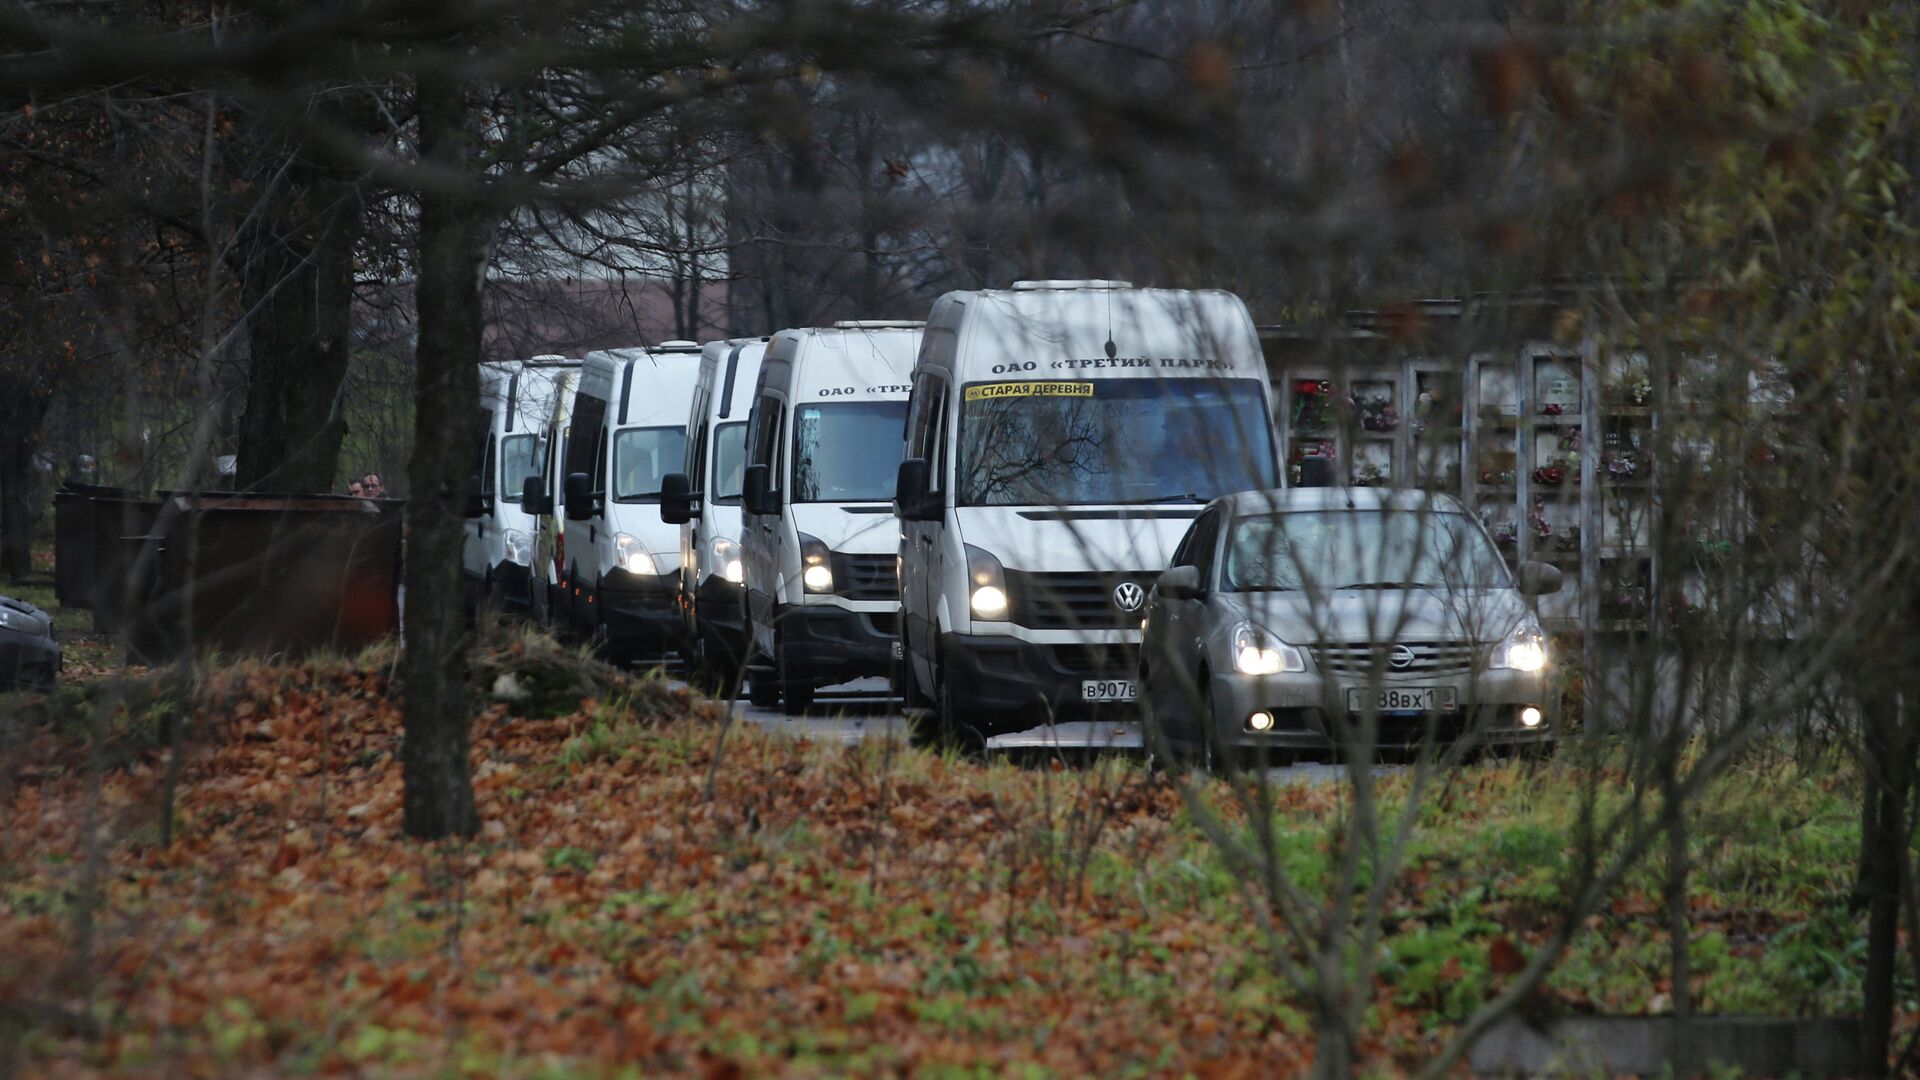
[1139,488,1560,762]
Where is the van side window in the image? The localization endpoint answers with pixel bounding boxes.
[481,433,497,497]
[905,375,950,493]
[749,394,783,492]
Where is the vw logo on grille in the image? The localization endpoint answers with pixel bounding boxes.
[1389,644,1417,670]
[1112,581,1145,612]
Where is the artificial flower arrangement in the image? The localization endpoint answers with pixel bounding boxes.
[1353,394,1401,432]
[1292,380,1334,430]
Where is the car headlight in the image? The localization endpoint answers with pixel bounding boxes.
[965,544,1008,621]
[613,532,654,575]
[1232,622,1304,675]
[798,532,833,593]
[709,536,744,585]
[1491,622,1548,672]
[0,606,42,635]
[503,528,534,567]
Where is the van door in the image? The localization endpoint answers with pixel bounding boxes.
[900,373,948,691]
[560,390,607,634]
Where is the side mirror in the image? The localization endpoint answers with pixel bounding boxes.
[660,472,696,525]
[463,485,490,519]
[743,464,779,515]
[1517,561,1564,597]
[563,472,594,521]
[521,475,551,516]
[895,458,938,522]
[1156,564,1203,600]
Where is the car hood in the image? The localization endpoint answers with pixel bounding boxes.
[1220,587,1533,646]
[791,504,898,554]
[955,506,1198,572]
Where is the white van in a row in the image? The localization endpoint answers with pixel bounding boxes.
[556,342,703,662]
[893,281,1282,739]
[658,337,768,677]
[464,356,577,614]
[734,322,921,711]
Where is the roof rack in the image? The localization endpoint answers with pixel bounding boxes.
[1009,279,1133,291]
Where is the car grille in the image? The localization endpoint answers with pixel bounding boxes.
[1050,643,1139,676]
[832,552,898,602]
[1311,641,1478,675]
[1003,569,1157,630]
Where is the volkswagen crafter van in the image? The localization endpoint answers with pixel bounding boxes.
[560,341,704,663]
[737,322,922,712]
[463,356,578,616]
[894,281,1281,739]
[658,337,768,680]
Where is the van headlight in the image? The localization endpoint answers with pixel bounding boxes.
[965,544,1008,620]
[503,528,534,567]
[1491,622,1548,672]
[1232,622,1304,675]
[613,532,654,575]
[709,536,744,584]
[798,532,833,593]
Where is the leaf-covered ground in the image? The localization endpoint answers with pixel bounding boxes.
[0,648,1889,1077]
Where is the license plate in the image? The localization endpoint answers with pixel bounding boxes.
[1347,686,1457,714]
[1082,679,1137,703]
[890,640,904,660]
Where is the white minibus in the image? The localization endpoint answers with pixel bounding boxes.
[738,322,921,711]
[559,341,705,662]
[893,281,1281,739]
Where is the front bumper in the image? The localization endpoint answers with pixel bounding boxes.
[943,632,1139,726]
[776,603,898,687]
[600,568,684,653]
[488,559,533,615]
[694,574,748,664]
[1207,668,1553,750]
[0,628,62,691]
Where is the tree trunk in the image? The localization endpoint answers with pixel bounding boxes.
[233,122,362,494]
[0,380,53,582]
[1858,692,1914,1079]
[401,69,486,841]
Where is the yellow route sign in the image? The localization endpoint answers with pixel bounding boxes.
[963,381,1094,401]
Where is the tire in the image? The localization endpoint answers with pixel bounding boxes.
[778,635,814,715]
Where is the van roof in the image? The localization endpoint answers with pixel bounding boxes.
[698,338,769,423]
[932,286,1264,382]
[763,325,921,400]
[581,343,708,429]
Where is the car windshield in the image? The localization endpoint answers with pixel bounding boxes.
[498,434,543,502]
[612,426,688,500]
[1225,509,1511,591]
[793,401,908,502]
[711,421,747,501]
[957,377,1277,506]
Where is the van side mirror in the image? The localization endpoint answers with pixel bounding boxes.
[1156,564,1203,600]
[660,472,696,525]
[563,472,594,521]
[895,458,938,522]
[463,482,490,519]
[1516,561,1564,598]
[743,464,779,515]
[521,475,551,516]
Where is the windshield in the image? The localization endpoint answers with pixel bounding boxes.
[957,377,1277,506]
[1225,510,1511,592]
[793,401,909,503]
[498,434,543,503]
[612,426,688,501]
[711,422,747,502]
